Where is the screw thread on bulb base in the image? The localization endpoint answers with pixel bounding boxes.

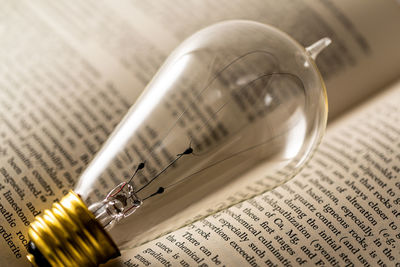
[27,191,120,266]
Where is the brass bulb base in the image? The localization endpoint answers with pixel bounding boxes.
[27,191,120,266]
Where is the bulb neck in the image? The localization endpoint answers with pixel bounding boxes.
[27,191,120,267]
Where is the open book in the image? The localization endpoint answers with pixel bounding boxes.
[0,0,399,266]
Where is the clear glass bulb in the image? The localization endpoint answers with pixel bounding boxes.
[75,20,329,252]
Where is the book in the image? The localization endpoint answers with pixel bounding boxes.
[0,0,399,266]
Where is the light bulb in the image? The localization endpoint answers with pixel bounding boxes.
[27,20,330,266]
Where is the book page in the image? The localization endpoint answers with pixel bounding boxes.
[25,0,400,119]
[110,80,400,267]
[0,0,399,266]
